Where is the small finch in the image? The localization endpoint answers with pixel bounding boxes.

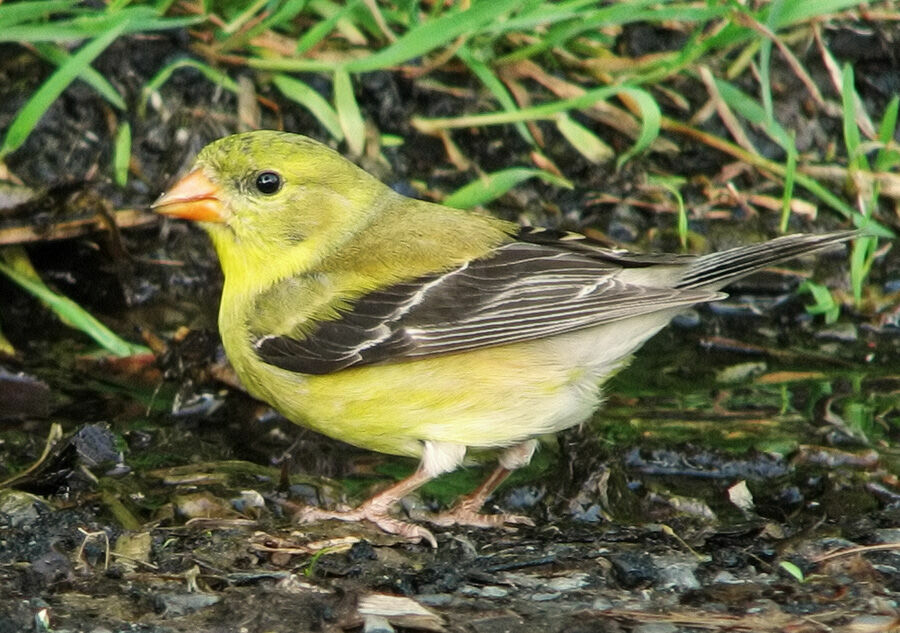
[154,130,856,546]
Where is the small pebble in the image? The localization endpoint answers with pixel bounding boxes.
[634,624,678,633]
[711,571,739,584]
[870,528,900,544]
[655,562,700,590]
[0,490,48,529]
[153,592,220,617]
[479,586,509,598]
[363,615,394,633]
[411,593,453,607]
[814,322,858,342]
[715,361,767,384]
[545,573,590,592]
[847,615,898,629]
[609,551,657,588]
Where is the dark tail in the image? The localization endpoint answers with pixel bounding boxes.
[677,230,858,290]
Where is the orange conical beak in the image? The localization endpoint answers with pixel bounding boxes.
[152,170,226,223]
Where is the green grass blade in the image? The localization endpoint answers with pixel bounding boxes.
[415,84,659,166]
[140,58,239,116]
[774,0,875,28]
[113,121,131,187]
[758,0,785,122]
[272,74,343,141]
[849,236,875,304]
[555,114,613,163]
[875,96,898,171]
[492,0,613,31]
[33,42,126,110]
[295,0,362,55]
[223,0,311,46]
[791,172,853,220]
[0,322,15,356]
[222,0,268,35]
[333,69,365,156]
[0,249,147,357]
[0,16,129,158]
[309,0,368,45]
[343,0,525,72]
[779,561,805,583]
[841,63,865,171]
[0,10,198,43]
[0,24,95,42]
[266,0,311,29]
[0,1,79,30]
[457,45,534,146]
[780,138,797,232]
[715,78,791,149]
[346,0,389,39]
[648,175,688,249]
[120,13,200,33]
[615,88,660,168]
[839,63,878,300]
[418,85,630,130]
[876,96,899,146]
[242,56,336,73]
[798,280,840,324]
[497,0,679,62]
[443,168,572,209]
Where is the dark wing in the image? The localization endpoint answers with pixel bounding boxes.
[517,227,857,287]
[676,230,857,289]
[253,238,719,375]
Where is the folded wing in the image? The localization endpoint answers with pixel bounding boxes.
[252,239,718,375]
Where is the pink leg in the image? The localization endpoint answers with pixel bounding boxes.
[429,441,537,529]
[293,464,439,547]
[291,440,468,547]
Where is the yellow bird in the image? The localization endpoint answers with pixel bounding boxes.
[154,130,856,546]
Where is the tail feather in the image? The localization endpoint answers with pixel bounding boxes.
[677,230,858,290]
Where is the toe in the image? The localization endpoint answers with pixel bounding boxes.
[362,510,437,548]
[286,502,436,547]
[428,509,533,529]
[505,514,535,527]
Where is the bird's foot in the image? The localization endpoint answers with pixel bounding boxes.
[428,502,534,529]
[293,503,437,548]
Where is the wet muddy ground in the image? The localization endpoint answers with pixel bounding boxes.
[2,20,900,633]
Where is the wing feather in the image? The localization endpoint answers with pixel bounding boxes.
[253,241,718,374]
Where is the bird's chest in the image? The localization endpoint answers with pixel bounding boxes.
[217,295,305,401]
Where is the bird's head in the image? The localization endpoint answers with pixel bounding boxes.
[153,131,386,266]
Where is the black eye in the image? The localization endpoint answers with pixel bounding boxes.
[255,171,282,195]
